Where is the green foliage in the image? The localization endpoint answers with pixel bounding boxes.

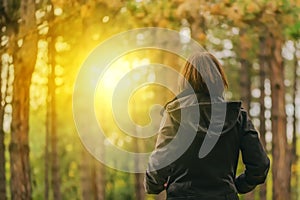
[106,169,134,200]
[286,22,300,39]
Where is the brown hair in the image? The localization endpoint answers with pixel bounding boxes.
[180,52,228,96]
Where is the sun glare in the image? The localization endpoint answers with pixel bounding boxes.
[94,56,153,137]
[95,57,150,102]
[100,58,131,94]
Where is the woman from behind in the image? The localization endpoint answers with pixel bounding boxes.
[144,52,270,200]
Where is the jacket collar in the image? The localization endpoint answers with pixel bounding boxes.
[171,89,224,104]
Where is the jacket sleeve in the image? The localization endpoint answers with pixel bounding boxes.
[144,110,177,194]
[235,110,270,194]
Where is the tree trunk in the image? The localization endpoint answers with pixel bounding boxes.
[0,2,9,196]
[258,36,267,200]
[44,39,51,200]
[291,41,299,199]
[80,149,93,200]
[134,172,145,200]
[0,98,6,200]
[44,103,50,200]
[80,150,106,200]
[79,10,106,200]
[239,58,252,111]
[239,43,254,200]
[0,53,8,200]
[93,158,106,200]
[9,0,38,199]
[268,33,291,200]
[238,28,252,112]
[134,137,145,200]
[48,29,62,200]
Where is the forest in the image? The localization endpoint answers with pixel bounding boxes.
[0,0,300,199]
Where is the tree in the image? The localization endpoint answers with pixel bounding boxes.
[47,6,62,199]
[268,31,291,199]
[287,22,300,199]
[258,35,268,200]
[238,28,255,200]
[134,138,145,200]
[238,29,252,112]
[80,149,94,200]
[0,54,9,200]
[291,41,299,199]
[0,73,6,200]
[45,89,50,200]
[8,0,38,199]
[0,6,6,198]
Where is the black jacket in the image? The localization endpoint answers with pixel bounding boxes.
[145,89,270,200]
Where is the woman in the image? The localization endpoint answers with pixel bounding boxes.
[144,52,270,200]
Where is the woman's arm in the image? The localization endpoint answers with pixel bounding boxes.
[235,110,270,194]
[144,111,177,194]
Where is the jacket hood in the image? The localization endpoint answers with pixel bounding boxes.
[165,89,242,136]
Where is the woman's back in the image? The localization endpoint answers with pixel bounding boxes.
[144,52,270,200]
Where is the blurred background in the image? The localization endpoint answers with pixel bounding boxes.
[0,0,300,199]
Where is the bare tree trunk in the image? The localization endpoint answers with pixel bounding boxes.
[0,54,9,200]
[238,28,252,112]
[0,2,8,196]
[0,95,6,200]
[135,172,145,200]
[268,33,291,200]
[48,27,62,200]
[9,0,38,199]
[258,36,267,200]
[80,149,105,200]
[93,158,106,200]
[240,58,252,111]
[10,70,33,200]
[291,40,299,199]
[134,137,145,200]
[241,60,255,200]
[44,110,50,200]
[78,8,107,199]
[44,44,51,200]
[80,149,93,200]
[239,33,254,199]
